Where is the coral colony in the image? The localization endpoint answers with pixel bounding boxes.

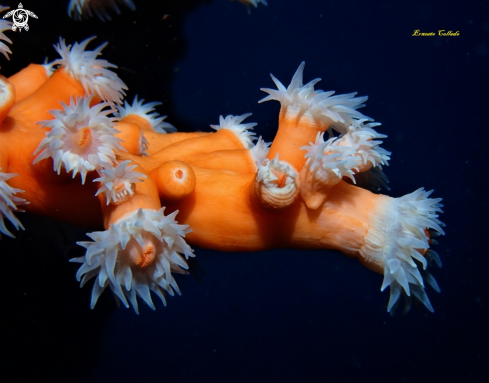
[0,6,444,314]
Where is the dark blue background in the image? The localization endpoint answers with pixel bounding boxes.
[0,0,487,382]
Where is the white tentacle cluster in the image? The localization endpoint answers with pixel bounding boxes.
[260,62,371,133]
[362,188,445,313]
[250,136,271,168]
[0,6,12,60]
[254,154,300,211]
[302,132,361,184]
[71,208,194,314]
[257,153,298,188]
[116,95,176,134]
[94,161,147,205]
[0,169,28,238]
[52,36,127,104]
[299,132,361,209]
[336,122,391,172]
[33,95,124,184]
[210,113,257,149]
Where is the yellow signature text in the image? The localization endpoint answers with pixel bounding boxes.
[412,29,460,36]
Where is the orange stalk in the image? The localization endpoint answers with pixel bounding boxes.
[8,64,49,103]
[98,161,161,228]
[119,146,256,174]
[8,68,86,122]
[120,114,154,132]
[114,122,146,155]
[149,160,196,202]
[267,107,330,171]
[165,165,376,262]
[144,131,209,155]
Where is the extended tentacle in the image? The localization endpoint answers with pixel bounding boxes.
[0,7,12,60]
[0,168,28,238]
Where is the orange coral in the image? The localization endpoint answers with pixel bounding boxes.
[0,38,444,314]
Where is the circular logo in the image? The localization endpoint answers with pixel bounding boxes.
[3,3,38,32]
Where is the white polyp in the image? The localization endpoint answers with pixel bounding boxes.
[71,208,194,313]
[250,136,271,168]
[94,160,147,205]
[210,113,257,149]
[257,153,298,188]
[336,121,391,172]
[299,132,361,209]
[33,95,124,184]
[116,95,176,134]
[0,168,28,238]
[260,62,372,133]
[52,36,127,104]
[68,0,136,21]
[254,153,300,210]
[361,188,445,313]
[302,131,361,184]
[0,7,12,60]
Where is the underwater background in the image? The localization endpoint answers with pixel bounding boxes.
[0,0,488,381]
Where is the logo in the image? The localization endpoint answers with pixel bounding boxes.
[3,3,37,32]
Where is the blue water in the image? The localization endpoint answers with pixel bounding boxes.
[0,0,487,381]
